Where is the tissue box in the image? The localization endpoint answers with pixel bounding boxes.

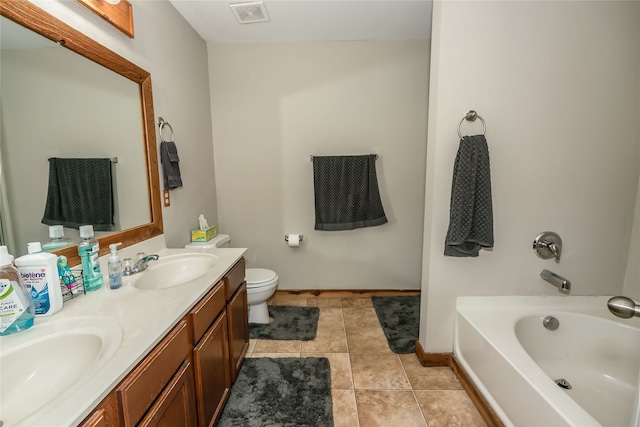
[191,226,217,242]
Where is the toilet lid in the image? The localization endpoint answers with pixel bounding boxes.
[245,268,278,287]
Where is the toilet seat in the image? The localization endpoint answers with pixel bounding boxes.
[245,268,278,289]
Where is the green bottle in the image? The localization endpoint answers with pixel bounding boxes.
[78,225,103,291]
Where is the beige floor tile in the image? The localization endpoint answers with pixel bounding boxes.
[317,307,346,329]
[307,298,343,308]
[249,352,300,358]
[345,326,393,354]
[269,296,307,306]
[350,354,411,390]
[332,389,359,427]
[399,354,463,390]
[300,328,348,353]
[341,298,373,308]
[414,390,487,427]
[253,339,301,353]
[342,307,383,330]
[302,352,353,389]
[247,339,257,355]
[355,390,426,427]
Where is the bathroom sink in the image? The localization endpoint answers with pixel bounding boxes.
[133,253,220,290]
[0,317,122,426]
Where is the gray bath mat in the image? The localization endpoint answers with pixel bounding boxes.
[372,295,420,354]
[218,357,334,427]
[249,305,320,341]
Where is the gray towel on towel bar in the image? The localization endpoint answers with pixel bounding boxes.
[444,135,494,257]
[313,154,387,231]
[160,141,183,189]
[42,158,114,231]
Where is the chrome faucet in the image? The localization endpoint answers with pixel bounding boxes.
[607,296,640,319]
[540,269,571,293]
[533,232,562,263]
[123,253,159,276]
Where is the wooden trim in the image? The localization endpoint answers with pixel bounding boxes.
[274,289,421,298]
[414,341,451,367]
[0,1,163,266]
[76,0,134,38]
[451,356,505,427]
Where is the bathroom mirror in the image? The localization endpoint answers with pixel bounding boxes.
[0,2,163,266]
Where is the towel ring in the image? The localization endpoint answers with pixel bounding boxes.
[158,117,175,143]
[457,110,486,139]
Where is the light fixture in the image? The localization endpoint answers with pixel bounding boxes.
[104,0,121,4]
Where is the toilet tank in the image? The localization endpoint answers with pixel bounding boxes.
[185,234,230,249]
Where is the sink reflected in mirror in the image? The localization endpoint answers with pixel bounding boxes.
[133,253,220,290]
[0,317,122,426]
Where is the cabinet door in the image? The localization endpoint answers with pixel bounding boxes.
[227,282,249,381]
[78,394,119,427]
[138,360,197,427]
[193,311,231,427]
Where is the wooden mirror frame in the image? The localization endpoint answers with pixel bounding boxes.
[0,1,163,266]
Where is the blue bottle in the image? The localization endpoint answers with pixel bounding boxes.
[0,246,35,336]
[78,225,103,291]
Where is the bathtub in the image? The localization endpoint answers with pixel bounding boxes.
[454,296,640,427]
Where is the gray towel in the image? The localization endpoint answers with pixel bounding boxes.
[42,158,114,231]
[444,135,494,257]
[160,141,183,189]
[313,154,387,231]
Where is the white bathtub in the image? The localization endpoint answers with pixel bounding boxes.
[454,296,640,427]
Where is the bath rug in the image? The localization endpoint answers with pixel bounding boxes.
[249,305,320,341]
[372,295,420,354]
[217,357,334,427]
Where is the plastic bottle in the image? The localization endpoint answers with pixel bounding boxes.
[42,225,74,252]
[78,225,103,291]
[57,255,79,295]
[15,242,63,317]
[0,246,35,335]
[108,242,123,290]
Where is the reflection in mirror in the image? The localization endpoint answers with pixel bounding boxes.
[0,1,163,265]
[1,17,149,257]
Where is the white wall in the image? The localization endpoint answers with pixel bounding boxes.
[421,0,640,351]
[624,178,640,299]
[209,41,429,290]
[26,0,218,248]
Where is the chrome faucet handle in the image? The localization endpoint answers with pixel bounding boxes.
[607,296,640,319]
[533,232,562,263]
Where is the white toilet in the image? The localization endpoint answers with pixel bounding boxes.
[185,234,278,324]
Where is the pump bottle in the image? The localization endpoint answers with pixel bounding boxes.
[0,246,35,335]
[108,242,123,290]
[78,225,103,291]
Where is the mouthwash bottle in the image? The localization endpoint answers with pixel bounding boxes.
[0,246,35,336]
[78,225,103,291]
[42,225,74,252]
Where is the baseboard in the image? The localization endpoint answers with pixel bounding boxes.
[413,343,504,427]
[273,289,421,298]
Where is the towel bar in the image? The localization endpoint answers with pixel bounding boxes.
[457,110,486,139]
[310,154,378,161]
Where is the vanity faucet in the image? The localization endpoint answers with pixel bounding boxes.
[123,254,159,276]
[540,269,571,293]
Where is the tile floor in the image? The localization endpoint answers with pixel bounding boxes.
[246,295,488,427]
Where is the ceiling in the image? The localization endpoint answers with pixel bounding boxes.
[169,0,433,44]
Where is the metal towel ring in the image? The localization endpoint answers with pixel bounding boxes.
[158,117,175,143]
[457,110,486,139]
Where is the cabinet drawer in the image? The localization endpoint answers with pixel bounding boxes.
[116,320,191,426]
[190,280,225,343]
[224,258,245,300]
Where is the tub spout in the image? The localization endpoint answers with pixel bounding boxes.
[607,296,640,319]
[540,269,571,293]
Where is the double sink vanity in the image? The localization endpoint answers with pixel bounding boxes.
[0,241,249,427]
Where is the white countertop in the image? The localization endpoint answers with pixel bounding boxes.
[0,237,246,427]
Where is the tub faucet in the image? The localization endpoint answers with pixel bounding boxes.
[123,253,159,276]
[607,296,640,319]
[540,269,571,293]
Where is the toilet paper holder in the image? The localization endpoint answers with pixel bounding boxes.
[284,234,304,242]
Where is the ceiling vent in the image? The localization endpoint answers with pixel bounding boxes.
[229,2,270,24]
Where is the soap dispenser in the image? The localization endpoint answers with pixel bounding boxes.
[0,246,35,336]
[108,242,123,290]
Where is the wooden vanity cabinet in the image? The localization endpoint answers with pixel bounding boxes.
[189,279,231,427]
[224,258,249,381]
[78,393,119,427]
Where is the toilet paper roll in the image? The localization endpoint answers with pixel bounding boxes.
[287,234,300,247]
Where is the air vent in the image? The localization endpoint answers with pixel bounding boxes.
[229,2,270,24]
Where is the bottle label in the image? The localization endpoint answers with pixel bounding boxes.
[19,267,52,315]
[0,278,29,333]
